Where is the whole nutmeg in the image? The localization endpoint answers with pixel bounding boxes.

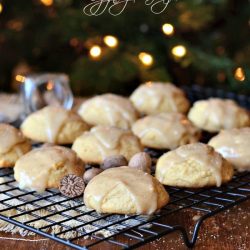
[128,152,152,173]
[83,168,103,184]
[59,174,85,198]
[101,155,128,170]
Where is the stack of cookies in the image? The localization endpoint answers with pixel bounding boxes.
[0,81,249,216]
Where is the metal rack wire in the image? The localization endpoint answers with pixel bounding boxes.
[0,168,249,249]
[0,85,249,249]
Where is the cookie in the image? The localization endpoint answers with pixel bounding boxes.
[132,113,200,150]
[72,125,143,164]
[188,98,250,132]
[130,82,190,115]
[78,94,138,129]
[21,106,89,144]
[84,166,169,215]
[14,146,85,192]
[209,128,250,172]
[0,123,31,167]
[156,143,233,188]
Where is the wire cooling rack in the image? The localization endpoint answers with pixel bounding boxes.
[0,168,249,249]
[0,85,250,249]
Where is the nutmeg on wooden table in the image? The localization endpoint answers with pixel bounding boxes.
[83,168,103,184]
[128,152,152,173]
[101,155,128,170]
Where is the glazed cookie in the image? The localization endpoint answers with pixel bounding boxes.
[21,106,89,144]
[209,128,250,172]
[188,98,250,132]
[72,125,143,164]
[84,166,169,215]
[130,82,190,115]
[156,143,233,188]
[14,146,85,192]
[132,113,201,150]
[0,124,31,167]
[78,94,138,129]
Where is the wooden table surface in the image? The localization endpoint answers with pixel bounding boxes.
[0,200,249,250]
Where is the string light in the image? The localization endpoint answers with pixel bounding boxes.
[40,0,53,6]
[46,81,54,90]
[0,3,3,14]
[89,45,102,58]
[171,45,187,58]
[15,75,26,83]
[234,67,246,82]
[162,23,174,36]
[138,52,154,66]
[103,35,118,48]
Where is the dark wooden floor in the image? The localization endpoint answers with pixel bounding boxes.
[0,200,249,250]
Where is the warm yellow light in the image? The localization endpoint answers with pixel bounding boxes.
[104,35,118,48]
[15,75,26,83]
[171,45,187,58]
[234,67,246,82]
[89,45,102,58]
[40,0,53,6]
[138,52,154,66]
[0,3,3,13]
[162,23,174,36]
[46,81,54,91]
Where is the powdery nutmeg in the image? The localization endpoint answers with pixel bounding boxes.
[83,168,103,184]
[101,155,128,170]
[59,174,85,198]
[128,152,152,173]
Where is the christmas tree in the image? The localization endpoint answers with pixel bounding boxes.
[0,0,249,95]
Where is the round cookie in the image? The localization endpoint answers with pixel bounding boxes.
[78,94,138,129]
[130,82,190,115]
[155,143,233,188]
[188,98,250,132]
[84,166,169,215]
[209,128,250,172]
[14,146,84,192]
[21,106,89,144]
[132,113,201,150]
[0,123,31,168]
[72,125,143,164]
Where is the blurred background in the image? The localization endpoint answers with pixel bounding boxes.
[0,0,249,95]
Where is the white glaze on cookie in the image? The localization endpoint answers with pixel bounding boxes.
[188,98,250,132]
[0,124,26,154]
[84,167,159,215]
[132,113,200,149]
[130,82,190,114]
[157,143,223,187]
[79,94,137,129]
[43,107,68,143]
[14,146,82,192]
[209,128,250,171]
[91,126,125,149]
[89,126,133,159]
